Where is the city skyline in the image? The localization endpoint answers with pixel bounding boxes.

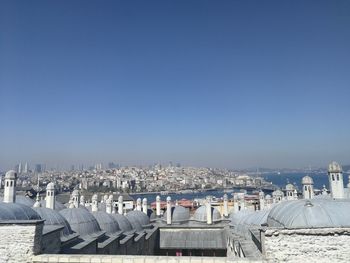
[1,1,350,169]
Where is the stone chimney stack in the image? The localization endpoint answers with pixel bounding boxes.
[118,195,123,215]
[46,182,55,210]
[206,196,212,225]
[142,198,148,214]
[4,170,17,203]
[156,195,161,217]
[223,194,229,217]
[136,198,142,211]
[91,194,98,212]
[166,196,172,225]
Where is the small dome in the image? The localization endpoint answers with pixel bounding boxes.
[267,199,350,228]
[110,214,133,232]
[125,210,150,231]
[163,206,190,223]
[33,207,73,236]
[60,207,102,237]
[328,161,342,173]
[193,205,222,223]
[285,183,295,191]
[272,189,284,197]
[5,170,17,180]
[302,176,314,185]
[92,211,120,235]
[0,203,41,220]
[46,182,55,190]
[265,194,272,199]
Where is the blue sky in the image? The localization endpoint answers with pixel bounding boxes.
[1,1,350,169]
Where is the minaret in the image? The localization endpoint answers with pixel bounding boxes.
[328,161,344,199]
[166,196,172,225]
[4,170,17,203]
[302,176,314,199]
[18,162,22,174]
[142,198,147,214]
[156,195,161,217]
[223,194,229,217]
[46,182,55,210]
[206,196,212,225]
[91,194,98,212]
[118,195,123,215]
[136,198,142,211]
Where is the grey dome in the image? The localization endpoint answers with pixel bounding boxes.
[232,210,270,239]
[163,206,190,223]
[5,170,17,180]
[92,211,120,235]
[302,176,314,185]
[39,199,66,211]
[267,199,350,228]
[33,207,73,236]
[60,208,102,237]
[125,211,150,231]
[110,214,133,232]
[193,206,222,222]
[0,195,35,207]
[285,183,295,191]
[230,209,255,225]
[0,203,41,221]
[272,189,284,197]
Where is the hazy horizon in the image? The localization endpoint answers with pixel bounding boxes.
[1,1,350,170]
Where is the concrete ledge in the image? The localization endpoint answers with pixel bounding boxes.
[32,255,267,263]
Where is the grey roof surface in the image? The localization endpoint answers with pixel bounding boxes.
[0,195,35,207]
[60,207,102,237]
[92,211,121,234]
[33,207,73,236]
[267,199,350,228]
[110,213,133,232]
[159,228,227,249]
[39,199,66,211]
[232,210,269,239]
[125,210,150,231]
[163,206,190,223]
[193,205,222,222]
[0,203,41,221]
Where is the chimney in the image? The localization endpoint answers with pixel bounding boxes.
[118,195,123,215]
[166,196,172,225]
[142,198,148,214]
[4,170,17,203]
[136,198,142,211]
[91,194,98,212]
[206,196,212,225]
[156,195,161,217]
[223,194,228,217]
[46,182,55,210]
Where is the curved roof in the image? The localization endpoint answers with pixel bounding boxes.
[163,206,190,223]
[110,214,133,232]
[267,199,350,229]
[5,170,17,180]
[285,183,295,191]
[33,207,73,236]
[0,195,35,207]
[0,203,41,221]
[60,207,102,237]
[329,161,342,173]
[272,189,284,197]
[302,176,314,185]
[125,210,150,231]
[230,209,255,225]
[46,182,55,190]
[193,205,222,223]
[92,211,120,235]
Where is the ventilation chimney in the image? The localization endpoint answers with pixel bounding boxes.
[166,196,172,225]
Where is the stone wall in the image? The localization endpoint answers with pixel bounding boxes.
[32,254,264,263]
[41,228,62,254]
[0,221,43,263]
[262,227,350,262]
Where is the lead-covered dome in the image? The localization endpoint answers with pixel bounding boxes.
[285,183,295,191]
[0,203,41,220]
[60,207,102,237]
[110,213,133,233]
[33,207,73,236]
[92,211,120,235]
[163,206,190,223]
[193,206,222,223]
[39,200,66,211]
[125,211,150,231]
[302,175,314,185]
[0,195,35,207]
[267,199,350,228]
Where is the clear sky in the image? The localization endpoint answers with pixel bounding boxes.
[1,1,350,170]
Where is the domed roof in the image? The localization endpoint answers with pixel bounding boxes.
[110,214,133,232]
[92,211,120,235]
[265,194,272,199]
[272,189,284,197]
[125,211,150,231]
[230,209,255,225]
[285,183,295,191]
[33,207,73,236]
[0,203,41,221]
[5,170,17,180]
[267,199,350,228]
[60,207,102,237]
[0,195,35,207]
[302,175,314,185]
[39,199,66,211]
[328,161,342,173]
[193,205,222,223]
[163,206,190,223]
[46,182,55,190]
